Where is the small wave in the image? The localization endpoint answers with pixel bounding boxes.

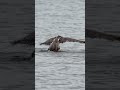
[35,48,84,54]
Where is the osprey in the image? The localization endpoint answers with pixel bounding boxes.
[48,37,60,52]
[40,35,85,52]
[40,35,85,45]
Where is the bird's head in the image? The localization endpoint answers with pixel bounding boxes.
[57,35,62,38]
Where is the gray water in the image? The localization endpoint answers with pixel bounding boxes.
[0,1,34,89]
[0,0,119,89]
[35,0,85,90]
[86,0,120,88]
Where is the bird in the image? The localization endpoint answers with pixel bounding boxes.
[40,35,85,45]
[40,35,85,52]
[11,32,35,60]
[48,36,60,52]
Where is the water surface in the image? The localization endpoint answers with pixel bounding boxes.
[35,0,85,90]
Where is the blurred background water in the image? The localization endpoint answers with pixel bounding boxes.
[35,0,85,90]
[0,0,34,89]
[86,0,120,88]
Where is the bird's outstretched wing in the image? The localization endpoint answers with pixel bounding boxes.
[59,37,85,43]
[40,36,85,45]
[86,29,120,41]
[40,37,56,45]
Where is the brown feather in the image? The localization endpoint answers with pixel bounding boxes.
[40,36,85,45]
